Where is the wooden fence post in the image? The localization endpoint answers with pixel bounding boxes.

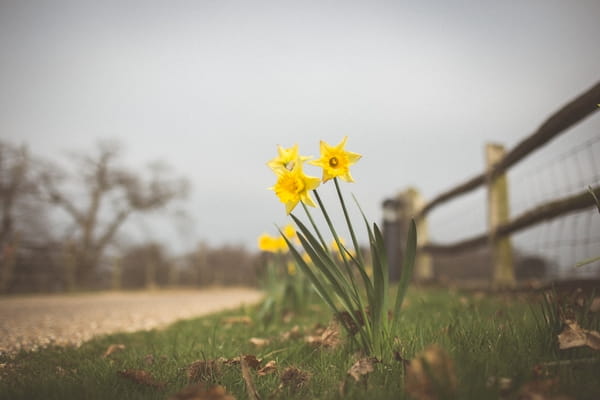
[486,143,515,288]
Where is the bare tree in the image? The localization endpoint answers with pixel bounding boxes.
[40,141,188,287]
[0,141,36,291]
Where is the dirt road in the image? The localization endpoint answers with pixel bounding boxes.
[0,288,263,355]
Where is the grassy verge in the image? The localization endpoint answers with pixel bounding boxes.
[1,287,599,399]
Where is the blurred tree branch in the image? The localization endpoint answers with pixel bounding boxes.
[39,140,188,287]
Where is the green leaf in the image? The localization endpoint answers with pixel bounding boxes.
[280,231,339,314]
[391,219,417,332]
[291,215,350,289]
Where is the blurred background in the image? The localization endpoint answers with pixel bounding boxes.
[1,0,599,292]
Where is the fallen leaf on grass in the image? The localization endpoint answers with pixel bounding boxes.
[237,355,262,370]
[335,310,365,336]
[169,384,236,400]
[222,316,252,325]
[557,320,600,351]
[590,297,600,313]
[257,360,277,376]
[186,355,261,382]
[280,325,302,341]
[102,344,125,358]
[347,357,378,382]
[279,367,311,392]
[118,369,165,389]
[517,378,573,400]
[485,376,513,396]
[240,355,261,400]
[249,337,270,348]
[404,344,457,400]
[186,360,224,382]
[143,354,155,365]
[305,323,341,348]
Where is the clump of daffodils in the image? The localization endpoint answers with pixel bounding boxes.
[257,225,312,319]
[266,137,416,360]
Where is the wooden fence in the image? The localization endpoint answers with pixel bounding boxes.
[398,81,600,288]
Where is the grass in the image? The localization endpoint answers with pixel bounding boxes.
[1,287,599,399]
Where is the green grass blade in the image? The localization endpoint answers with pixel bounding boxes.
[391,219,417,333]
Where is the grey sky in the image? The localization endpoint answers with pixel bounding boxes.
[1,1,599,253]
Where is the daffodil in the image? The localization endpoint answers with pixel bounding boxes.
[258,233,279,253]
[310,136,362,183]
[267,144,311,173]
[282,224,297,239]
[270,159,320,214]
[258,233,288,253]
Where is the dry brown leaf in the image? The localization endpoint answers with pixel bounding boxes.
[118,369,165,389]
[282,311,294,324]
[517,378,573,400]
[186,359,224,382]
[143,354,155,365]
[257,360,277,376]
[279,366,311,391]
[347,357,378,382]
[486,376,513,396]
[240,355,261,400]
[590,297,600,313]
[222,316,252,325]
[280,325,302,341]
[335,310,365,336]
[249,337,270,348]
[557,320,600,351]
[404,344,457,400]
[102,344,125,358]
[305,323,341,348]
[239,355,262,370]
[169,383,236,400]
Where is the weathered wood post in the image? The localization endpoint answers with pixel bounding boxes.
[486,143,515,288]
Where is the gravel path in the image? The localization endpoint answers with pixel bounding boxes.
[0,288,263,355]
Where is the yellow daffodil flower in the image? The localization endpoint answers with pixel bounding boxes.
[276,236,289,252]
[267,144,311,173]
[270,159,320,214]
[258,233,289,253]
[258,233,278,252]
[310,136,361,183]
[282,224,297,239]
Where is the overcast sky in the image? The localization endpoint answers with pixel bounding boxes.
[1,0,599,253]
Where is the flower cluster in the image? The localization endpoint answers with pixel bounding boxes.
[267,137,361,214]
[264,136,416,360]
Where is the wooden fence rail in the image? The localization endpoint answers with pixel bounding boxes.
[423,186,600,255]
[418,81,600,218]
[393,81,600,288]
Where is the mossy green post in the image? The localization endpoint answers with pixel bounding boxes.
[486,143,515,288]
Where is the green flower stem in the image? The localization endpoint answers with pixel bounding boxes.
[313,190,358,287]
[313,189,372,342]
[301,201,328,250]
[333,178,363,265]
